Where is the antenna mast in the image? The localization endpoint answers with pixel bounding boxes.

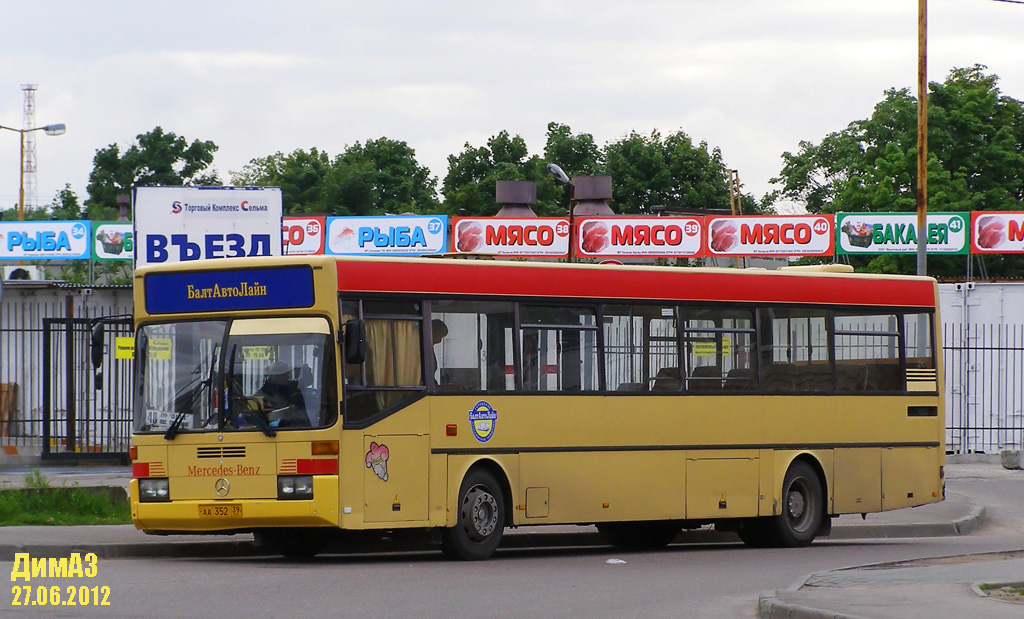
[21,84,38,211]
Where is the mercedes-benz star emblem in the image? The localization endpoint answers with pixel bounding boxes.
[214,477,230,497]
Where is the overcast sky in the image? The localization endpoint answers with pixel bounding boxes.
[1,0,1022,214]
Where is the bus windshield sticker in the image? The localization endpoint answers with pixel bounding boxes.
[365,442,390,481]
[469,401,498,443]
[150,338,173,360]
[241,346,275,361]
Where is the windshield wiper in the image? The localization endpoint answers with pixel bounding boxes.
[164,371,212,440]
[249,409,277,438]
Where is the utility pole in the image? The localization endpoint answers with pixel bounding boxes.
[916,0,928,277]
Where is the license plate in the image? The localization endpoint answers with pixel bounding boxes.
[198,504,242,518]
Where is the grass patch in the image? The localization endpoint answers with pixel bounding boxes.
[0,470,131,526]
[981,583,1024,596]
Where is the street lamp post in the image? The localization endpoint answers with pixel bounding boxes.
[546,163,575,261]
[0,122,66,221]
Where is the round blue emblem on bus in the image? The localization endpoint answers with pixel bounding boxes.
[469,401,497,443]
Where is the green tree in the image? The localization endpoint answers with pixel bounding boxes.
[232,148,335,213]
[771,65,1024,276]
[232,139,437,216]
[603,129,739,215]
[541,122,603,215]
[442,131,557,216]
[544,122,602,178]
[338,138,439,214]
[86,126,220,219]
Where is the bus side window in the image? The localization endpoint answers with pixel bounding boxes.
[340,299,425,423]
[603,304,679,394]
[520,305,599,392]
[431,300,514,393]
[834,311,902,393]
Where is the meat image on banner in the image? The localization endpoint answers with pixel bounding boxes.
[971,211,1024,254]
[452,217,569,257]
[705,215,834,257]
[835,212,968,255]
[575,217,703,258]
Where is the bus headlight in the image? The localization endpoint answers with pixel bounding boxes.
[139,478,170,502]
[278,475,314,500]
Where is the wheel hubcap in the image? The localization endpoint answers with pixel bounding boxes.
[462,485,498,542]
[786,480,812,532]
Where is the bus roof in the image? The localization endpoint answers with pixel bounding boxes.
[333,256,937,308]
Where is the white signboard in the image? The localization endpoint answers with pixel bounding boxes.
[576,216,703,258]
[133,186,283,265]
[325,216,447,255]
[0,221,91,259]
[452,217,569,257]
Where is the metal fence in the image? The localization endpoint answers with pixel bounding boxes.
[1,286,134,459]
[944,323,1024,454]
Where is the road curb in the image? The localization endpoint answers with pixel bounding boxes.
[824,498,985,540]
[758,589,866,619]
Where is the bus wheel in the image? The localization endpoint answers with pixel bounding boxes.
[765,460,824,548]
[441,469,505,561]
[597,521,681,550]
[256,529,326,560]
[736,520,770,548]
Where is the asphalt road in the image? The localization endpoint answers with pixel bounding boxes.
[3,462,1023,618]
[4,533,1023,618]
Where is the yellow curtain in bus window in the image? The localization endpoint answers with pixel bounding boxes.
[115,337,135,360]
[693,336,730,357]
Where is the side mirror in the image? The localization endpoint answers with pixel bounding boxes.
[90,323,105,390]
[343,319,366,365]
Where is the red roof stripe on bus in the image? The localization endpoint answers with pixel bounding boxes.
[336,261,935,307]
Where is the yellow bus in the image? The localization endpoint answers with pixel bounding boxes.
[117,255,944,560]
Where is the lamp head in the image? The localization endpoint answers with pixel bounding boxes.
[546,163,570,185]
[43,124,66,136]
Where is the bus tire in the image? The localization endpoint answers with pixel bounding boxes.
[736,519,770,548]
[256,528,326,560]
[763,460,825,548]
[441,469,505,561]
[597,521,681,550]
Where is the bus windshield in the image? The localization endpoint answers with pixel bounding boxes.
[135,317,337,434]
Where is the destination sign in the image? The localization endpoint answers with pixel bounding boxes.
[145,266,314,314]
